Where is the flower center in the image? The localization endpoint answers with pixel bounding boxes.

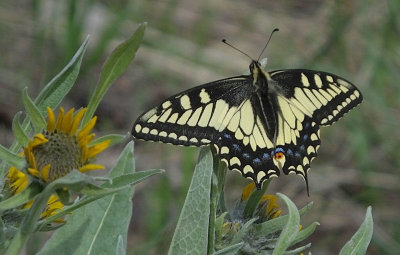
[32,130,83,182]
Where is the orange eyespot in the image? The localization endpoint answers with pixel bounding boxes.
[273,152,284,160]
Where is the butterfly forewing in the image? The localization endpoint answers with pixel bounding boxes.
[270,69,363,126]
[132,76,253,146]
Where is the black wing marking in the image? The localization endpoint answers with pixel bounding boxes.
[270,69,363,126]
[132,76,254,146]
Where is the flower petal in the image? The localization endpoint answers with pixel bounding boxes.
[46,107,56,131]
[70,108,87,135]
[87,140,110,159]
[56,107,65,129]
[241,182,256,202]
[79,164,105,173]
[77,116,97,140]
[40,164,51,183]
[61,108,75,133]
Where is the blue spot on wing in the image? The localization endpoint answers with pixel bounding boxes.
[299,145,305,152]
[242,153,250,159]
[262,153,270,160]
[232,144,241,152]
[295,152,301,159]
[287,149,293,156]
[223,133,232,140]
[303,134,309,141]
[253,158,261,165]
[275,147,285,153]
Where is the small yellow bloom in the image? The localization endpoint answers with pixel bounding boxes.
[5,107,110,221]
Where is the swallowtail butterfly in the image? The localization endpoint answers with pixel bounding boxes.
[132,34,362,193]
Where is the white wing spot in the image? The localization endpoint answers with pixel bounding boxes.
[135,124,142,133]
[199,89,211,104]
[301,73,310,87]
[180,95,191,110]
[314,74,323,88]
[243,165,254,174]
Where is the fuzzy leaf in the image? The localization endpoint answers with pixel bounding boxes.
[290,222,319,246]
[339,206,373,255]
[34,36,89,114]
[272,193,300,255]
[89,133,128,147]
[22,88,46,133]
[0,182,42,212]
[168,148,213,255]
[37,142,139,255]
[0,145,26,170]
[1,36,89,174]
[212,242,244,255]
[82,23,146,126]
[11,112,29,147]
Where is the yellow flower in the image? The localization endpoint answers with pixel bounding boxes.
[5,107,110,220]
[25,107,110,183]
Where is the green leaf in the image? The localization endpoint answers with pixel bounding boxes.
[37,142,152,255]
[82,22,146,126]
[22,88,46,133]
[253,201,313,236]
[0,145,26,170]
[232,218,258,244]
[1,36,89,174]
[116,235,125,255]
[0,182,42,212]
[272,193,300,255]
[290,222,319,246]
[11,112,29,147]
[34,36,90,114]
[37,169,163,229]
[339,206,373,255]
[243,179,270,219]
[89,133,129,147]
[283,243,311,255]
[212,242,244,255]
[6,171,93,255]
[168,148,214,255]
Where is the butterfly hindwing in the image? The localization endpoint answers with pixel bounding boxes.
[132,76,253,146]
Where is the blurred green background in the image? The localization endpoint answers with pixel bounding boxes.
[0,0,399,254]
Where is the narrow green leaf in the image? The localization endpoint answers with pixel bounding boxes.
[1,37,89,175]
[82,23,146,126]
[339,206,373,255]
[168,148,213,255]
[212,242,244,255]
[243,179,270,218]
[272,193,300,255]
[116,235,125,255]
[37,169,163,228]
[0,145,26,170]
[6,171,92,255]
[253,201,313,236]
[0,182,42,212]
[283,243,311,255]
[232,218,258,244]
[34,36,90,114]
[12,112,29,147]
[89,133,128,147]
[38,142,140,255]
[22,88,46,132]
[290,222,319,246]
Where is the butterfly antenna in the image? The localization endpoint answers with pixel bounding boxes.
[257,28,279,61]
[222,39,254,61]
